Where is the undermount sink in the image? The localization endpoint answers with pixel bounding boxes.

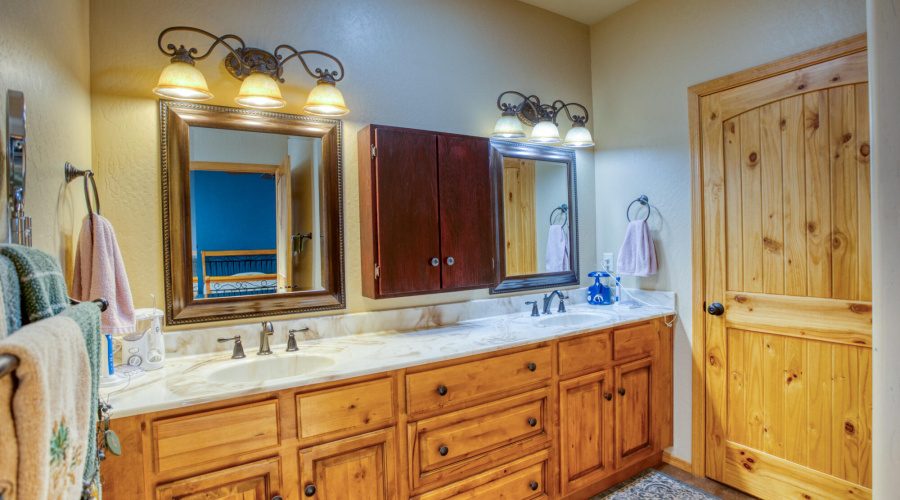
[534,311,614,328]
[207,355,335,384]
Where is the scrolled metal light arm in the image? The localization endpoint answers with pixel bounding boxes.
[495,90,590,127]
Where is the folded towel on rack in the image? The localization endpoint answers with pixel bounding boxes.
[0,255,21,337]
[0,315,92,500]
[616,220,658,277]
[73,214,135,335]
[59,302,102,495]
[0,245,69,324]
[545,224,570,273]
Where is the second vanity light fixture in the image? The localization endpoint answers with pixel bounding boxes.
[491,91,594,148]
[152,26,349,116]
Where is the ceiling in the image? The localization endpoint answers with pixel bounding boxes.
[517,0,639,25]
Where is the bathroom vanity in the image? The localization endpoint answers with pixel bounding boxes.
[100,303,673,500]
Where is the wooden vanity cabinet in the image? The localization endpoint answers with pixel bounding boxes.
[102,318,673,500]
[358,125,494,299]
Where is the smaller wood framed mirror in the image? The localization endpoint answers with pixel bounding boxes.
[160,100,345,325]
[490,140,579,294]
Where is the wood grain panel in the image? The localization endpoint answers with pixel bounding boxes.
[807,341,833,475]
[156,457,281,500]
[299,428,398,500]
[859,347,872,488]
[781,96,808,296]
[724,292,872,347]
[559,371,614,495]
[296,378,394,440]
[782,337,808,466]
[762,335,784,458]
[558,331,611,377]
[153,401,279,473]
[744,331,765,450]
[804,90,833,298]
[412,451,549,500]
[740,110,764,293]
[832,344,861,484]
[503,158,537,276]
[829,86,859,300]
[612,322,658,360]
[760,102,785,295]
[726,329,746,446]
[723,441,870,500]
[855,84,872,302]
[724,117,743,292]
[615,357,654,470]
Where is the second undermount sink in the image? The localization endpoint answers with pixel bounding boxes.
[207,354,335,384]
[534,311,615,328]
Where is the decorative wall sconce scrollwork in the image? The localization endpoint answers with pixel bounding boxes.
[491,91,593,148]
[153,26,349,116]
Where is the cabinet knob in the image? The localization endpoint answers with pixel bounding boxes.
[439,445,449,456]
[446,256,454,266]
[604,393,612,401]
[304,485,316,497]
[431,257,440,267]
[530,481,539,491]
[437,385,448,396]
[528,417,537,427]
[527,362,537,372]
[618,388,626,396]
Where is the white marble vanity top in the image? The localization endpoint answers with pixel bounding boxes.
[102,290,675,418]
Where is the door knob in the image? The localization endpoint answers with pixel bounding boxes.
[618,388,626,396]
[604,393,612,401]
[446,256,454,266]
[431,257,440,266]
[707,302,724,315]
[304,485,316,497]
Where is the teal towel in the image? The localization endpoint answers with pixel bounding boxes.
[0,244,69,324]
[59,301,102,495]
[0,254,21,334]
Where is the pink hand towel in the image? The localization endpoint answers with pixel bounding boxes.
[616,220,658,277]
[72,214,136,334]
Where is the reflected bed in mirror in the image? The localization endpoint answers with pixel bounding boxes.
[161,101,344,325]
[490,140,578,294]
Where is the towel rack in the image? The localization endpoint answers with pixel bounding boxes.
[0,298,108,380]
[65,162,100,216]
[549,204,568,227]
[626,195,651,222]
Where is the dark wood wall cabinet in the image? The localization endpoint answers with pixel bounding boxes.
[358,125,494,299]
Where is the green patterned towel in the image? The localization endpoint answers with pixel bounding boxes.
[0,254,21,335]
[0,244,69,324]
[59,301,102,495]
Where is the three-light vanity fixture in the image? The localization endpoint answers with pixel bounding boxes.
[152,26,349,116]
[491,91,594,148]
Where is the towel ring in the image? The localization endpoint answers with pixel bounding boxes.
[64,162,100,215]
[549,204,568,227]
[626,195,651,222]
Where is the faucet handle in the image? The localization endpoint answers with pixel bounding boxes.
[525,301,540,317]
[217,336,245,359]
[287,328,308,352]
[558,296,569,313]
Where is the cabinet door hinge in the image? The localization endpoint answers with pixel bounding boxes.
[371,145,377,159]
[374,263,381,279]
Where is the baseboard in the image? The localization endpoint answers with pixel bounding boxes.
[661,451,692,474]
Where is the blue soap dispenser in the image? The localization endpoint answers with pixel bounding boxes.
[587,271,613,305]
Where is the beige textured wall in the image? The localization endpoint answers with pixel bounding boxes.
[0,0,92,271]
[589,0,866,462]
[89,0,595,329]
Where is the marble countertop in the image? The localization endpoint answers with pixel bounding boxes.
[102,300,675,418]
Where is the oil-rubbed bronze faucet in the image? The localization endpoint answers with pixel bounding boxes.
[258,321,274,355]
[217,335,245,359]
[542,290,569,314]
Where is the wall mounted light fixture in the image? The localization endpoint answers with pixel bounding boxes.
[153,26,349,116]
[491,91,593,148]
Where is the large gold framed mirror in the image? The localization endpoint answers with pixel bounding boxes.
[490,140,579,293]
[160,100,344,325]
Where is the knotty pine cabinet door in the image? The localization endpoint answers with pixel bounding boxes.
[155,457,282,500]
[614,357,655,469]
[558,370,615,496]
[298,428,399,500]
[359,125,493,298]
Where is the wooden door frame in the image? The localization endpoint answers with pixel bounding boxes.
[687,33,867,477]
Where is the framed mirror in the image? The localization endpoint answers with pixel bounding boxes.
[490,140,578,293]
[160,100,344,325]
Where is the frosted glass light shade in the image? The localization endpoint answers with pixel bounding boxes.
[234,73,286,109]
[562,125,595,148]
[491,115,526,139]
[528,120,561,144]
[303,81,350,116]
[153,62,213,101]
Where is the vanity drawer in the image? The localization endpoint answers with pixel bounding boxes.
[559,330,611,376]
[153,400,279,473]
[407,347,551,415]
[408,388,550,491]
[613,322,658,360]
[296,377,395,440]
[413,450,549,500]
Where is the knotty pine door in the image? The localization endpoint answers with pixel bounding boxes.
[700,50,873,499]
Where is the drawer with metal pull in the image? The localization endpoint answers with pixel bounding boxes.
[406,347,551,415]
[407,388,550,492]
